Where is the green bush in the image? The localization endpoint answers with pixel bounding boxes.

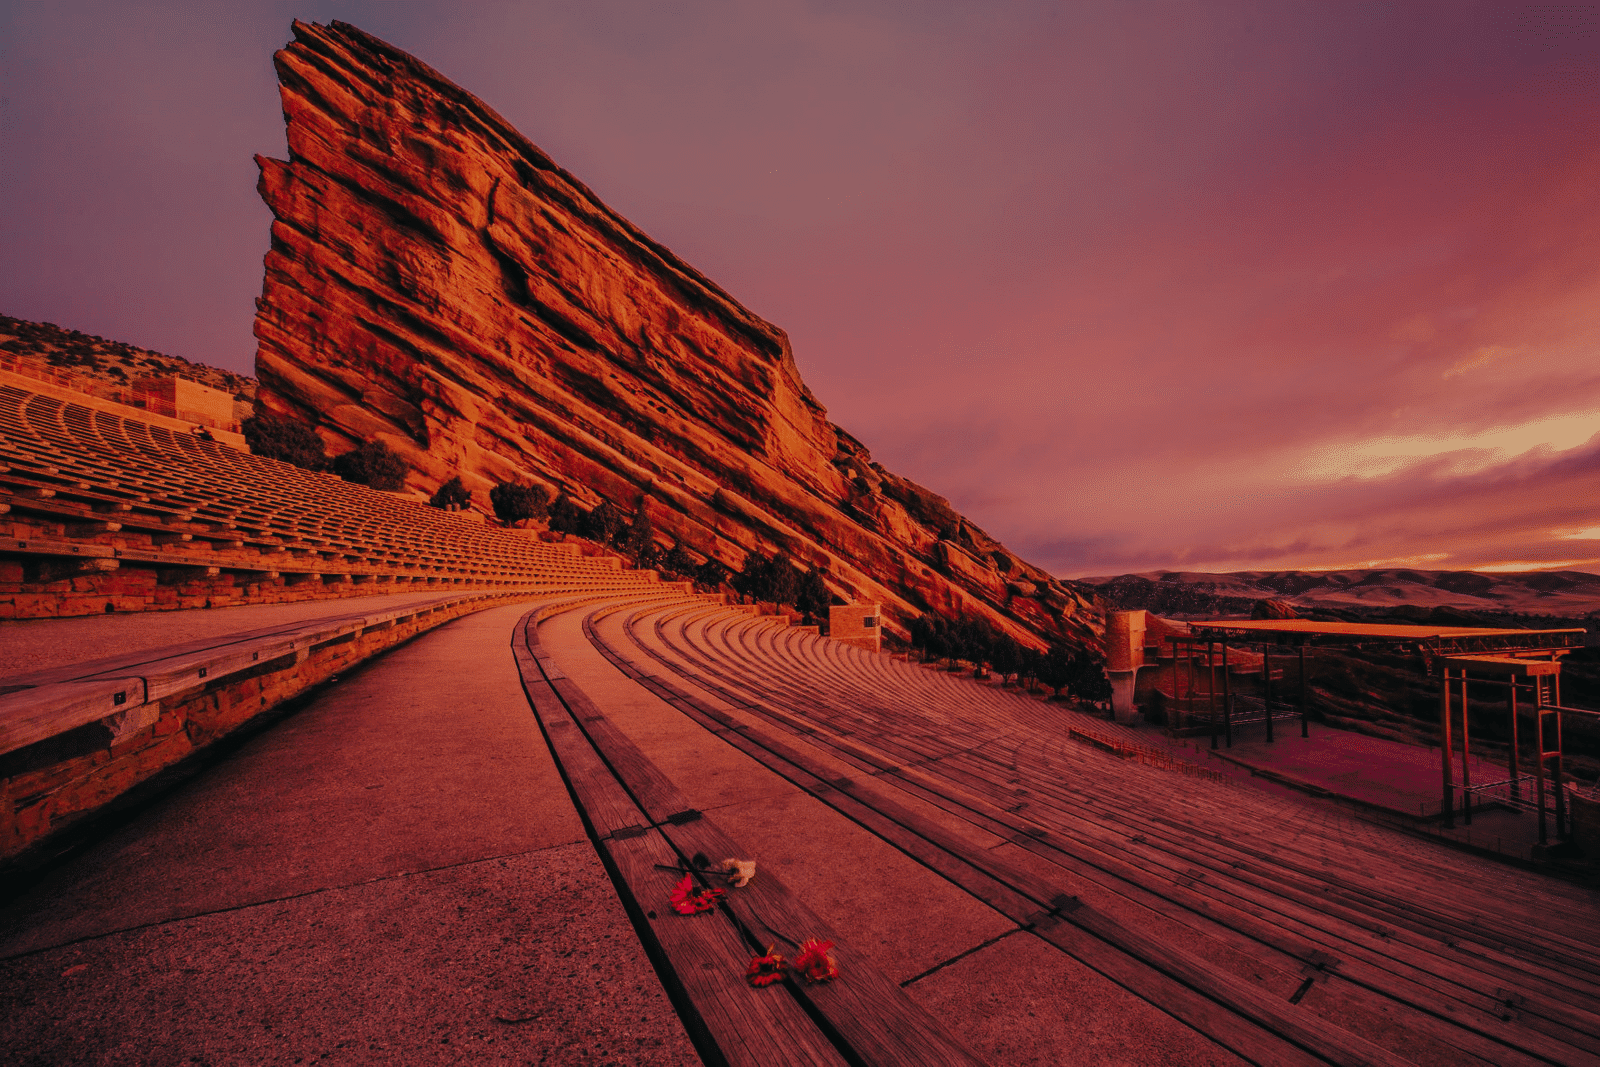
[660,539,697,579]
[242,413,327,471]
[490,480,549,523]
[620,502,657,566]
[429,475,472,509]
[332,440,408,491]
[584,499,626,545]
[548,493,584,536]
[694,558,729,591]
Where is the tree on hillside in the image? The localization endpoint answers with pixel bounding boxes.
[768,553,801,607]
[427,474,472,508]
[1037,643,1075,698]
[694,557,729,592]
[1018,645,1044,692]
[909,615,933,658]
[1066,650,1113,703]
[796,565,831,626]
[732,551,771,602]
[490,479,550,524]
[547,492,584,537]
[335,440,408,492]
[242,413,327,471]
[957,616,995,675]
[584,499,626,546]
[989,634,1023,686]
[621,500,657,567]
[660,538,697,579]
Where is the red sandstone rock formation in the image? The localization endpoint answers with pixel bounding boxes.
[253,20,1098,649]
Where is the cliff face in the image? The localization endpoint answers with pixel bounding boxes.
[253,19,1098,649]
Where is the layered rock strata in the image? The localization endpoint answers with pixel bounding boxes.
[253,20,1098,648]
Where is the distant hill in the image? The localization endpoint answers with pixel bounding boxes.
[1078,568,1600,621]
[0,314,256,412]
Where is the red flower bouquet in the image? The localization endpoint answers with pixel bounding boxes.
[669,873,724,915]
[793,937,839,984]
[745,947,786,987]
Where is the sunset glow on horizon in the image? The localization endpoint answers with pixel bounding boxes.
[2,1,1596,579]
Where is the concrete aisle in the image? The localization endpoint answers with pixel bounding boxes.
[0,601,697,1066]
[548,603,1246,1067]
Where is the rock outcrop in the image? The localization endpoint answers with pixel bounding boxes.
[252,20,1098,649]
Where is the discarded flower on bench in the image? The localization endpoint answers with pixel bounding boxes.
[718,858,757,887]
[793,937,839,983]
[669,873,725,914]
[745,946,786,987]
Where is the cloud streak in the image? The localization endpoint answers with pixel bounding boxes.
[2,1,1596,578]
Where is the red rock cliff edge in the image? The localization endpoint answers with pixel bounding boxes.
[253,20,1098,650]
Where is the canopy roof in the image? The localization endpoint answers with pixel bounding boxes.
[1179,618,1584,653]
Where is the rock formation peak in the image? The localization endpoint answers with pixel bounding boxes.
[253,19,1097,648]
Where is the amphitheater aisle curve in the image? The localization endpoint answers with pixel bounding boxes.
[0,599,701,1065]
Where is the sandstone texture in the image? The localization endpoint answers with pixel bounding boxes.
[253,20,1097,649]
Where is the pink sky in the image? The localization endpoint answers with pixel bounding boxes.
[3,1,1597,578]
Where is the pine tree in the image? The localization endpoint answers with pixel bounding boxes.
[547,493,583,537]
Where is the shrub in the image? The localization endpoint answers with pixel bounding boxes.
[584,499,626,546]
[1037,644,1074,697]
[332,440,408,491]
[797,565,831,625]
[660,538,697,579]
[548,492,584,537]
[490,480,550,523]
[694,557,729,591]
[621,502,657,566]
[989,635,1023,685]
[242,413,327,471]
[429,475,472,509]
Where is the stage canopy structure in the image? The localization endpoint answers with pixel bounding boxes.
[1161,618,1588,845]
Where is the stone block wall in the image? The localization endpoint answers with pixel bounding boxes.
[829,603,882,653]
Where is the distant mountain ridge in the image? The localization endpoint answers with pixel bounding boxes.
[0,314,256,404]
[1078,568,1600,620]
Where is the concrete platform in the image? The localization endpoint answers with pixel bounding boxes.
[1121,716,1583,866]
[0,601,698,1065]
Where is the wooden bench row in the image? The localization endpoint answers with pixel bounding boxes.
[592,601,1600,1067]
[2,385,618,585]
[511,596,987,1067]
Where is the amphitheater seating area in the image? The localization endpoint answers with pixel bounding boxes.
[1,384,657,614]
[4,380,1600,1065]
[546,597,1600,1066]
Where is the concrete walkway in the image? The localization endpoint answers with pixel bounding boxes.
[0,601,697,1065]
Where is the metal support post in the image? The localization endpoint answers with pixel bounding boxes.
[1222,641,1232,748]
[1460,671,1472,825]
[1555,700,1567,840]
[1534,675,1547,846]
[1264,645,1274,743]
[1186,639,1196,725]
[1299,644,1308,738]
[1440,667,1454,828]
[1508,679,1520,803]
[1208,639,1218,750]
